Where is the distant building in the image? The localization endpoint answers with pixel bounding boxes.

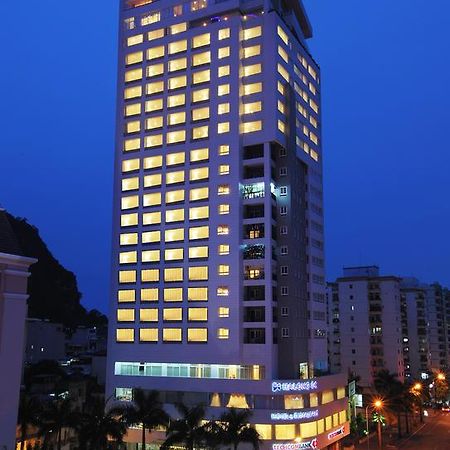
[327,266,404,387]
[0,209,36,450]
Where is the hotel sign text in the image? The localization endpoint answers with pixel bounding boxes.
[272,380,319,393]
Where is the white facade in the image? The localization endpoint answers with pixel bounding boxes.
[107,1,347,448]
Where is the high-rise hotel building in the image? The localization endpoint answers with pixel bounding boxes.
[107,0,349,448]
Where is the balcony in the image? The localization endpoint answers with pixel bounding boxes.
[244,285,265,301]
[243,224,265,240]
[244,307,266,323]
[243,244,265,260]
[243,204,264,219]
[243,144,264,160]
[244,328,266,344]
[243,165,264,180]
[242,183,265,200]
[244,266,265,280]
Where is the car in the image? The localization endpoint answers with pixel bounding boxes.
[441,405,450,413]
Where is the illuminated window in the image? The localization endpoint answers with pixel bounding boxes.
[243,82,262,96]
[275,425,295,440]
[218,47,230,59]
[217,122,230,134]
[165,248,184,261]
[141,11,160,26]
[120,233,138,246]
[219,145,230,156]
[243,45,261,59]
[218,265,230,276]
[192,126,209,140]
[218,307,229,318]
[214,66,229,82]
[241,121,262,134]
[169,40,188,55]
[189,266,208,281]
[243,63,262,77]
[144,173,162,188]
[163,328,182,342]
[164,268,183,282]
[165,228,185,242]
[173,5,183,17]
[218,84,230,96]
[254,425,271,441]
[218,204,230,215]
[192,107,210,121]
[145,98,163,112]
[278,120,286,134]
[124,138,141,152]
[217,225,230,236]
[168,57,187,72]
[147,46,164,61]
[122,158,140,173]
[168,75,187,90]
[168,93,186,108]
[190,148,209,162]
[188,287,208,301]
[191,89,209,104]
[189,226,209,240]
[127,34,143,47]
[119,270,137,283]
[192,51,211,67]
[164,308,183,321]
[140,328,158,342]
[218,28,230,40]
[141,269,160,282]
[125,85,142,99]
[189,246,208,259]
[126,120,141,134]
[189,187,209,202]
[170,22,187,35]
[167,130,186,144]
[144,155,163,169]
[121,213,138,227]
[218,103,230,115]
[192,33,210,48]
[140,308,158,322]
[141,288,159,302]
[217,184,230,195]
[119,251,137,264]
[243,101,262,115]
[277,63,289,82]
[142,230,161,244]
[145,116,163,130]
[188,308,208,321]
[145,81,164,95]
[166,208,185,223]
[142,250,160,263]
[278,45,288,63]
[143,211,161,225]
[143,192,161,207]
[217,328,229,339]
[116,329,134,342]
[117,309,135,322]
[218,244,230,255]
[125,68,142,83]
[146,63,164,78]
[118,289,135,303]
[125,103,141,117]
[166,151,186,166]
[243,26,262,40]
[188,328,208,342]
[148,28,164,41]
[277,100,285,114]
[166,189,185,204]
[122,177,139,192]
[189,206,209,221]
[300,422,317,438]
[166,170,185,184]
[217,286,229,296]
[192,69,210,85]
[277,26,289,45]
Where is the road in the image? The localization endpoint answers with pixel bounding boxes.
[396,412,450,450]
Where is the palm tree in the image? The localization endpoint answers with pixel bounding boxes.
[121,389,169,450]
[18,394,43,450]
[217,408,260,450]
[40,397,80,450]
[162,403,212,450]
[77,398,128,450]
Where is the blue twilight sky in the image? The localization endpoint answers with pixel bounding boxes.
[1,1,449,313]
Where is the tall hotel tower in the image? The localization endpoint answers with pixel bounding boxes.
[107,1,349,448]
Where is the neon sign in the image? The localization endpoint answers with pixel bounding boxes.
[272,380,319,393]
[273,439,318,450]
[270,410,319,421]
[328,426,345,440]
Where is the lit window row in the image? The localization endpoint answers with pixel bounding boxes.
[117,307,209,322]
[116,327,208,343]
[118,286,211,303]
[116,265,230,280]
[117,246,209,266]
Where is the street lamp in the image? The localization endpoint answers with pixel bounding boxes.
[411,382,424,423]
[365,399,384,450]
[433,373,446,406]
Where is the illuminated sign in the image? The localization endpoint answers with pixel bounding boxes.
[272,380,318,393]
[273,439,318,450]
[328,426,345,440]
[270,410,319,421]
